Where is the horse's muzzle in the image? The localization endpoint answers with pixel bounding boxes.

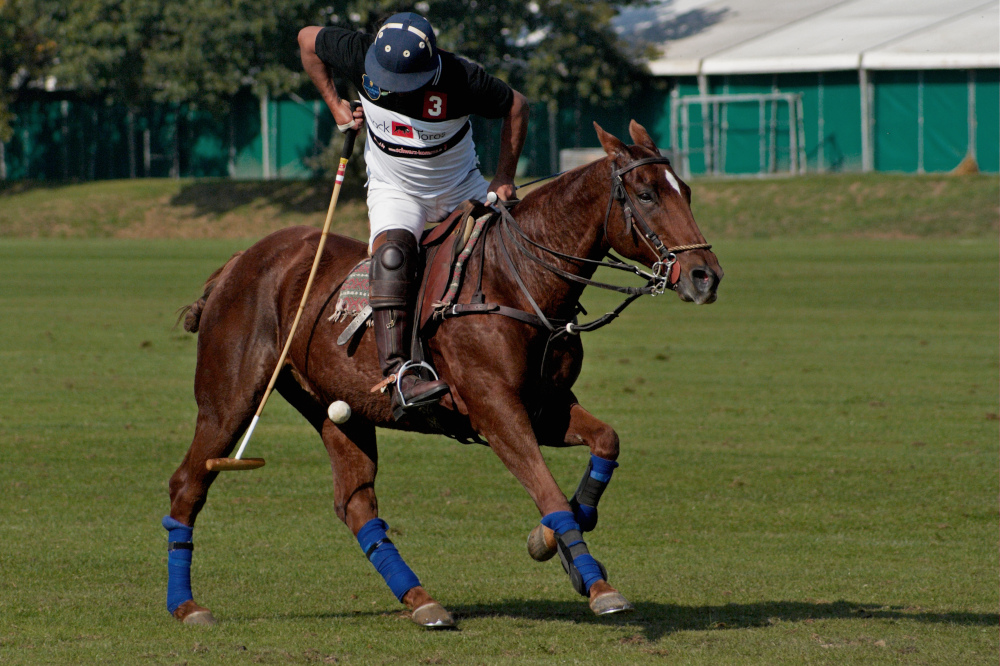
[676,264,721,304]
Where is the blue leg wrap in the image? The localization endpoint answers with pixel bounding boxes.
[571,454,619,532]
[541,511,605,594]
[162,515,194,614]
[356,518,421,602]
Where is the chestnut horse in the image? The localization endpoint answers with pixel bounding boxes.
[164,121,722,628]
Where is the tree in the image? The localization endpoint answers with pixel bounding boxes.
[51,0,163,109]
[49,0,323,114]
[145,0,320,111]
[311,0,655,106]
[0,0,63,141]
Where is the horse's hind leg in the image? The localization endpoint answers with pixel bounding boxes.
[316,416,455,628]
[274,374,453,628]
[164,337,270,625]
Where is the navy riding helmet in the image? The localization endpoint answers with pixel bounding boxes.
[364,13,440,93]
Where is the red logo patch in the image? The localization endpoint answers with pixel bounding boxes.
[422,92,447,119]
[392,122,414,138]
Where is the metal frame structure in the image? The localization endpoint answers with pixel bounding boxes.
[670,91,806,179]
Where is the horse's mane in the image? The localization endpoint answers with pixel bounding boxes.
[516,154,611,208]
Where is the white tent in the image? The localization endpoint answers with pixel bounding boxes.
[617,0,1000,75]
[614,0,1000,174]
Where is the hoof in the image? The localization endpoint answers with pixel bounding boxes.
[172,600,217,626]
[527,524,557,562]
[411,602,456,629]
[590,591,634,616]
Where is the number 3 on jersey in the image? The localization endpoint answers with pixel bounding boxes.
[422,92,447,119]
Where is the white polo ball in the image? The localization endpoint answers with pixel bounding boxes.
[327,400,352,424]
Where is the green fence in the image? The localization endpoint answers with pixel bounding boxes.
[3,71,995,182]
[0,91,333,182]
[651,69,998,175]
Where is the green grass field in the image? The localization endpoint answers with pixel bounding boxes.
[0,175,997,664]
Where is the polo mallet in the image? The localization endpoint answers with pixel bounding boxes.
[206,108,361,472]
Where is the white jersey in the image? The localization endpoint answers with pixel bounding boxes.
[360,98,479,198]
[314,28,514,199]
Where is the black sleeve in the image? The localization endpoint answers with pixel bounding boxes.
[314,27,374,87]
[455,56,514,119]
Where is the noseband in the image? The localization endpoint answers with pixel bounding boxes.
[606,156,711,294]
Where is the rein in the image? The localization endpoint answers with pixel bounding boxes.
[440,154,712,368]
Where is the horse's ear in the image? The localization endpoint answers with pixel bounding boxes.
[629,120,659,153]
[594,122,627,161]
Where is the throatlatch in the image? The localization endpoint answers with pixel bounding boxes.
[570,454,619,532]
[162,516,194,614]
[541,511,608,596]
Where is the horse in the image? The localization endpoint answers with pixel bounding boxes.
[164,120,723,628]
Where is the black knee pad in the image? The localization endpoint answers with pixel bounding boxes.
[370,229,418,310]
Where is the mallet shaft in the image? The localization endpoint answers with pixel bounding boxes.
[209,113,360,470]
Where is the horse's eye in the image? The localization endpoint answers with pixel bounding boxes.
[637,191,654,204]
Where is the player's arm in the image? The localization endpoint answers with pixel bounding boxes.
[488,90,529,201]
[297,26,363,131]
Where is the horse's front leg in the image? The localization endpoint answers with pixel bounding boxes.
[466,389,631,615]
[527,395,621,569]
[543,394,620,531]
[320,417,454,629]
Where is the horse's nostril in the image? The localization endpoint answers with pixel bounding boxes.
[690,267,717,290]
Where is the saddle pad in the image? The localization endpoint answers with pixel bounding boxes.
[330,258,371,322]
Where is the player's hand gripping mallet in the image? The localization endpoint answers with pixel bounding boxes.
[206,109,361,472]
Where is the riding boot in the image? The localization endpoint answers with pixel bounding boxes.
[369,229,450,419]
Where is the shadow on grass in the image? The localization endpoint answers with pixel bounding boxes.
[448,599,999,640]
[267,599,997,638]
[168,179,367,216]
[0,178,367,215]
[0,180,79,196]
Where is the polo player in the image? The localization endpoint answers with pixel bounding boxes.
[299,13,530,418]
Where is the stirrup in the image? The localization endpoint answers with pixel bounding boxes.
[394,360,444,411]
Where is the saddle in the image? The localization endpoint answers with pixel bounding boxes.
[332,199,494,347]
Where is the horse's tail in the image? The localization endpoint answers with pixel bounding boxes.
[176,251,244,333]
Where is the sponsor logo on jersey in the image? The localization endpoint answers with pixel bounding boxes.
[392,122,414,138]
[362,74,384,100]
[417,129,446,141]
[370,119,448,143]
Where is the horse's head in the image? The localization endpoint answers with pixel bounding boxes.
[595,121,722,304]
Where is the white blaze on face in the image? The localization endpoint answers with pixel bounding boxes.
[664,168,681,194]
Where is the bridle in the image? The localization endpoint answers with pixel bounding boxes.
[605,156,712,295]
[449,153,709,326]
[435,153,715,376]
